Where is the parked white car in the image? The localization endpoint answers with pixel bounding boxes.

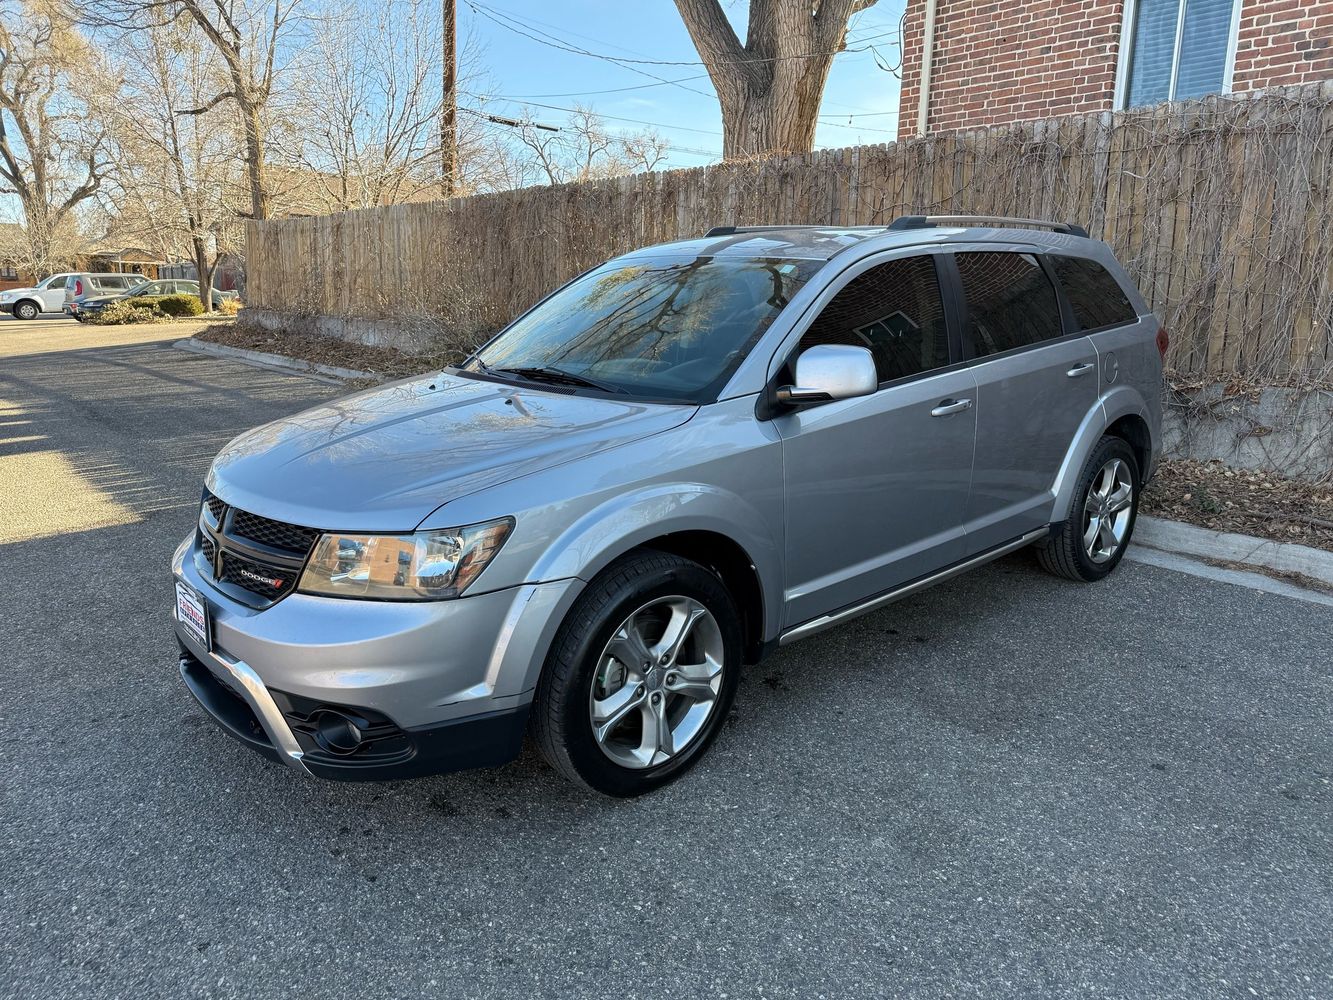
[1,273,76,320]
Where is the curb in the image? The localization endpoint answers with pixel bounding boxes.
[1133,515,1333,589]
[174,338,379,383]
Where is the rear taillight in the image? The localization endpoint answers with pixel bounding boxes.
[74,279,83,296]
[1155,326,1169,361]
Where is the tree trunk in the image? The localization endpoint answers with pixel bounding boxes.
[719,60,835,158]
[240,100,270,220]
[674,0,873,160]
[191,235,215,312]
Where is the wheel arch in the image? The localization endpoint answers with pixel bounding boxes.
[519,484,781,664]
[1052,388,1155,515]
[624,530,767,665]
[12,296,41,316]
[1103,411,1153,483]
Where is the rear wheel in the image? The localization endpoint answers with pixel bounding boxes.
[14,300,38,320]
[533,551,742,796]
[1036,436,1140,582]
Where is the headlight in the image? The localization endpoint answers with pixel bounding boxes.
[297,518,513,600]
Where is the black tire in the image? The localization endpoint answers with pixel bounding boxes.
[532,550,743,797]
[14,300,38,320]
[1036,435,1140,582]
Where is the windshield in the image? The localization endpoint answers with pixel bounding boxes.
[462,255,819,402]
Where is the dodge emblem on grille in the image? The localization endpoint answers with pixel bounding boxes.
[237,567,285,589]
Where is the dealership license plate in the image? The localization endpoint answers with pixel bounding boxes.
[175,581,211,652]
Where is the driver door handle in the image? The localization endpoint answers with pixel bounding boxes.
[930,398,973,417]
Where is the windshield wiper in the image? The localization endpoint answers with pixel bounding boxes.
[494,365,626,394]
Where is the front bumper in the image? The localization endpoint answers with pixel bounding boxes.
[171,534,580,780]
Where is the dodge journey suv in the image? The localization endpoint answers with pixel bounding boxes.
[173,216,1164,796]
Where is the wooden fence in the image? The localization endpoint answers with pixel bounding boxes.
[246,84,1333,377]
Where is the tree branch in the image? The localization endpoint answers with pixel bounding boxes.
[176,90,236,116]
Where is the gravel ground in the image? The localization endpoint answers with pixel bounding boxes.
[2,329,1331,1000]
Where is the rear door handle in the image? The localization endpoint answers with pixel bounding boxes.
[1066,362,1095,377]
[930,398,973,417]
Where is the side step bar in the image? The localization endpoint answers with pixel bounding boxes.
[779,528,1049,645]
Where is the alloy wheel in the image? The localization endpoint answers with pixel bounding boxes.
[1082,457,1134,563]
[588,595,725,769]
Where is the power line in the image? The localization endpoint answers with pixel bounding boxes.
[464,107,721,161]
[466,0,898,72]
[474,94,724,137]
[463,0,717,100]
[488,75,715,100]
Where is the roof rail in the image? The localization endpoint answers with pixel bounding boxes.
[886,215,1090,238]
[704,224,889,237]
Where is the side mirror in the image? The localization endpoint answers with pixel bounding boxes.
[776,344,878,406]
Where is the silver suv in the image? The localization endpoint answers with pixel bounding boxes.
[172,217,1164,796]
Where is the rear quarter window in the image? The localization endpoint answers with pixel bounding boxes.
[1050,255,1138,331]
[955,251,1064,356]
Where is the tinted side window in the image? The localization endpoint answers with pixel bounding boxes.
[955,251,1063,356]
[1050,255,1137,331]
[799,255,949,383]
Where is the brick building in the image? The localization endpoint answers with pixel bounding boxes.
[898,0,1333,138]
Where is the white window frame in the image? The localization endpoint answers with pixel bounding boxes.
[1114,0,1244,110]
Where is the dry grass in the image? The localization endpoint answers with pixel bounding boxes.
[1142,459,1333,552]
[193,322,466,381]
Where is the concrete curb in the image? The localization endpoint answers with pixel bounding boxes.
[174,338,379,382]
[1134,515,1333,588]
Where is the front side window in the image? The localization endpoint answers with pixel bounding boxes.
[1051,256,1138,332]
[955,252,1064,357]
[465,255,819,403]
[798,255,949,383]
[1122,0,1239,108]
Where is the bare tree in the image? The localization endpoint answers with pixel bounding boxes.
[79,0,304,221]
[106,22,242,309]
[293,0,458,210]
[0,0,112,276]
[673,0,878,158]
[508,106,670,187]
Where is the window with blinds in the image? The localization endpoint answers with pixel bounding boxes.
[1122,0,1239,108]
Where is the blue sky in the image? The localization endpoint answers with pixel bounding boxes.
[461,0,906,167]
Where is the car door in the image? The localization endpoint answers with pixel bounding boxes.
[772,251,977,628]
[945,249,1099,554]
[40,275,68,312]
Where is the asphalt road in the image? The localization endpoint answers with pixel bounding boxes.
[2,327,1331,1000]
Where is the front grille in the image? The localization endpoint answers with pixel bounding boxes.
[197,491,319,605]
[204,495,227,523]
[231,509,319,555]
[219,551,297,602]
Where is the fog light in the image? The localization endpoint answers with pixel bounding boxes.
[313,710,364,755]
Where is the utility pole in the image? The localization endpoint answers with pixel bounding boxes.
[441,0,457,197]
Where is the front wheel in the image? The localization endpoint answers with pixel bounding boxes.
[533,551,742,797]
[1036,436,1140,582]
[13,301,38,320]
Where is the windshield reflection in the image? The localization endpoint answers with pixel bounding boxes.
[466,255,818,402]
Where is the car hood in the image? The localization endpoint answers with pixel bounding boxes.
[1,286,38,298]
[207,372,697,531]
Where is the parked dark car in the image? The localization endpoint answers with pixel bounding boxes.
[71,278,238,319]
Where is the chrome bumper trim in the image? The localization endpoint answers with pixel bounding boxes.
[179,624,310,774]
